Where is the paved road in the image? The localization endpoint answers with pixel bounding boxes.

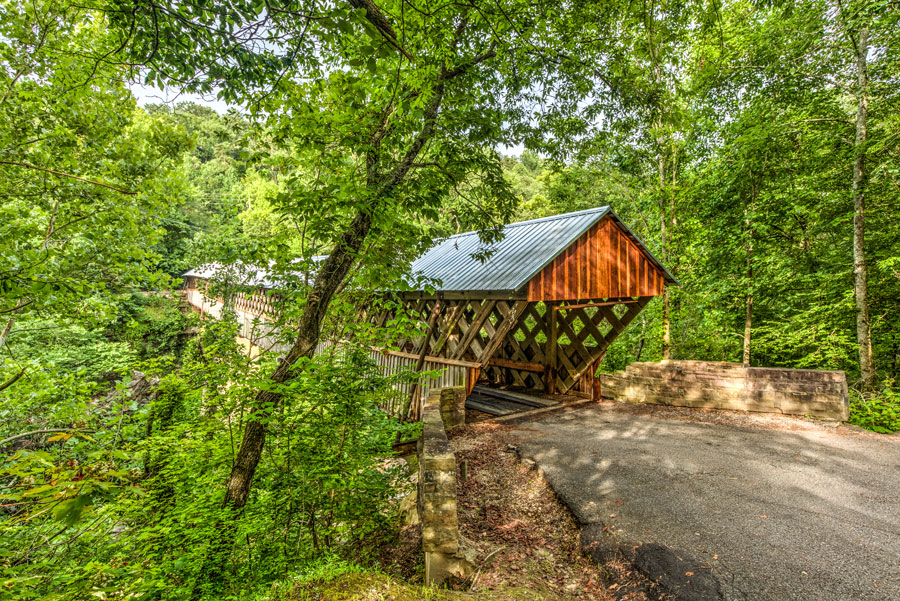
[513,404,900,601]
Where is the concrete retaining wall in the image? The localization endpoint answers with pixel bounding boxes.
[417,387,473,585]
[600,360,849,420]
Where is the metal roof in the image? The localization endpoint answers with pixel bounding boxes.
[183,257,327,289]
[183,207,677,294]
[406,206,678,294]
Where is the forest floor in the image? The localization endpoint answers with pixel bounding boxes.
[293,418,664,601]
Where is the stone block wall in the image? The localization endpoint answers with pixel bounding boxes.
[600,360,849,420]
[439,386,466,430]
[417,388,473,585]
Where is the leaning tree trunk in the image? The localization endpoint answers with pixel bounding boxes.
[195,12,469,591]
[852,26,875,390]
[221,74,447,511]
[222,210,373,509]
[198,209,376,596]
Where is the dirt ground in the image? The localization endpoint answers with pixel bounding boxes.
[367,417,664,600]
[450,420,663,600]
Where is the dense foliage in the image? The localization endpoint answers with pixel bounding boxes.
[1,0,898,599]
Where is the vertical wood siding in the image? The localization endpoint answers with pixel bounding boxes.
[527,216,665,302]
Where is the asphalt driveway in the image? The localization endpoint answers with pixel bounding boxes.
[512,403,900,601]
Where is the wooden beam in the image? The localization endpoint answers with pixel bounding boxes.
[558,297,651,394]
[472,386,557,408]
[488,357,545,373]
[407,300,442,421]
[452,300,497,360]
[476,300,528,365]
[554,299,638,311]
[430,301,464,357]
[466,366,480,396]
[372,348,479,368]
[545,302,558,394]
[391,438,420,456]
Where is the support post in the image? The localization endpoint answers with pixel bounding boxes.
[544,302,558,394]
[407,301,442,422]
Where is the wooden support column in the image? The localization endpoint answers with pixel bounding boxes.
[589,355,604,401]
[407,301,442,422]
[545,302,558,394]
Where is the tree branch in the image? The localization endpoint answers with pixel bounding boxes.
[348,0,415,61]
[0,368,25,393]
[0,161,136,195]
[1,429,96,447]
[440,47,497,81]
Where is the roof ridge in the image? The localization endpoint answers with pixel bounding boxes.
[442,206,611,241]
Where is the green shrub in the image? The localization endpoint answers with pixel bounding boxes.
[849,384,900,434]
[108,292,196,360]
[7,319,137,383]
[0,327,413,600]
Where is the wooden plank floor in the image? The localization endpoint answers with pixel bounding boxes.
[472,386,558,408]
[466,386,560,416]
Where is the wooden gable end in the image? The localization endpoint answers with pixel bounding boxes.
[526,216,666,302]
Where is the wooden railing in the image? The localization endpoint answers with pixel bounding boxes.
[181,287,477,419]
[366,349,478,419]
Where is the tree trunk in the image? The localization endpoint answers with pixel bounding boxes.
[221,71,448,511]
[743,293,752,366]
[658,128,671,361]
[646,11,672,362]
[852,26,875,390]
[743,189,754,366]
[0,317,12,353]
[222,209,373,509]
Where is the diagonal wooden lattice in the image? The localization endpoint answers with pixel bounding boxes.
[480,297,651,394]
[381,296,651,398]
[386,299,529,364]
[552,298,650,393]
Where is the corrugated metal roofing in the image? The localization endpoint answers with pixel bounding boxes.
[183,257,327,289]
[183,207,677,294]
[406,206,677,294]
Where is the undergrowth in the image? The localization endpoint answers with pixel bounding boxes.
[849,383,900,434]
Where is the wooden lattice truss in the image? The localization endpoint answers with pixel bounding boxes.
[374,296,651,395]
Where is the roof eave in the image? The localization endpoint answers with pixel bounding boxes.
[398,289,527,300]
[605,210,680,286]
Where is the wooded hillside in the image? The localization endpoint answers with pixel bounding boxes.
[1,0,898,599]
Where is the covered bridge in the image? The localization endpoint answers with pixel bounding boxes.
[370,206,678,402]
[181,206,677,413]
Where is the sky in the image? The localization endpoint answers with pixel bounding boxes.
[130,83,526,156]
[131,84,235,113]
